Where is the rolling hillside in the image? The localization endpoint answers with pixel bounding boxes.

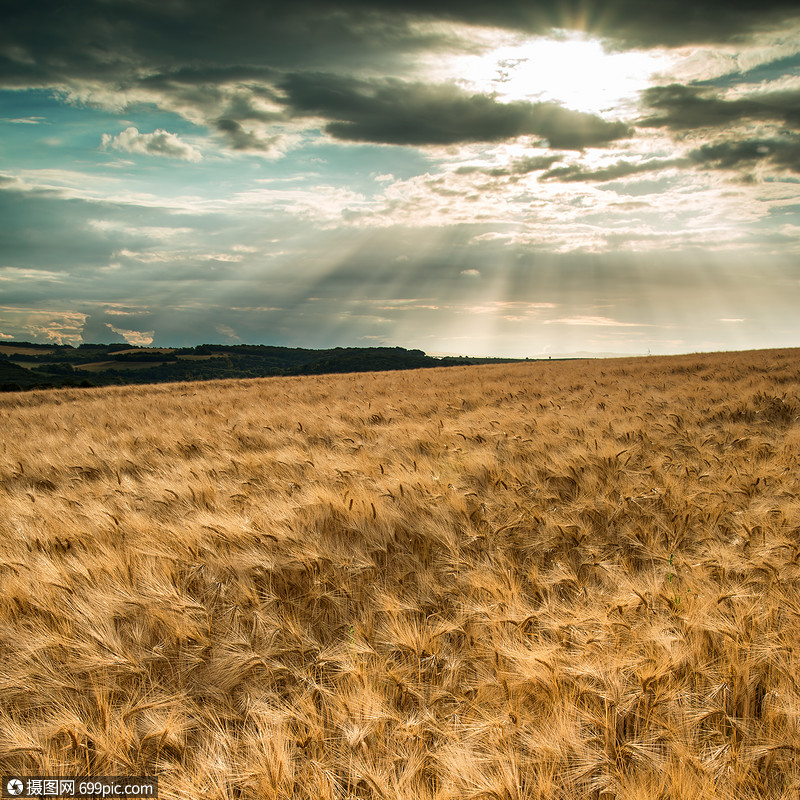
[0,342,523,391]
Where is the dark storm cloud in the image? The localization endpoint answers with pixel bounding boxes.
[691,137,800,173]
[138,65,279,88]
[3,0,799,93]
[0,0,798,76]
[335,0,800,46]
[139,68,286,122]
[642,84,800,131]
[2,0,642,152]
[540,157,686,182]
[131,68,291,150]
[505,155,564,174]
[456,155,562,177]
[3,0,798,159]
[214,119,283,151]
[639,84,800,175]
[0,0,447,87]
[281,74,630,148]
[535,139,800,183]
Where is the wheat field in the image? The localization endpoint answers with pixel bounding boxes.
[1,349,800,799]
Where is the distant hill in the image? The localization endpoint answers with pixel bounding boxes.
[0,342,527,391]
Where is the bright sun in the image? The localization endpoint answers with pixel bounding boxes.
[451,33,667,117]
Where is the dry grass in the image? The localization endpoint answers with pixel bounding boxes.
[1,348,800,799]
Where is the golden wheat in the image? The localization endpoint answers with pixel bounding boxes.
[1,349,800,798]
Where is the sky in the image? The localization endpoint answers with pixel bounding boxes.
[1,0,799,357]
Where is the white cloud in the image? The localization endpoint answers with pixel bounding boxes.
[89,220,194,239]
[659,24,800,84]
[106,324,154,346]
[115,249,187,263]
[0,267,65,283]
[230,185,370,226]
[207,253,244,262]
[0,307,87,345]
[115,249,244,263]
[544,315,645,327]
[469,301,557,314]
[101,127,202,162]
[215,324,241,342]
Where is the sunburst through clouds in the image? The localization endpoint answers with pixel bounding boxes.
[0,1,799,354]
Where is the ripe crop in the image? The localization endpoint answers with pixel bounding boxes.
[1,348,799,798]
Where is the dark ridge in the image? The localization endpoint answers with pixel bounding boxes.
[0,342,528,392]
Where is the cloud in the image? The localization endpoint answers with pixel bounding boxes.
[3,116,46,124]
[468,301,558,316]
[1,0,796,164]
[642,84,800,130]
[503,154,564,174]
[0,307,87,345]
[690,136,800,173]
[0,267,65,283]
[346,0,800,46]
[282,74,631,149]
[2,0,796,84]
[456,154,562,177]
[544,316,645,327]
[88,220,194,240]
[101,127,202,161]
[213,118,284,152]
[638,84,800,175]
[0,3,444,93]
[541,157,686,182]
[215,323,241,342]
[115,248,245,263]
[106,324,154,346]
